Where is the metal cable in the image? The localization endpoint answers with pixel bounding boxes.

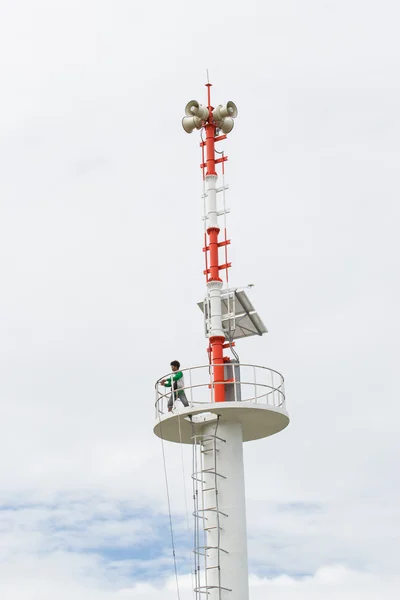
[158,417,181,600]
[177,413,196,600]
[227,332,240,363]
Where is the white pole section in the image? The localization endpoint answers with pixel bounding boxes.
[204,174,225,341]
[206,279,225,339]
[205,174,218,229]
[202,419,249,600]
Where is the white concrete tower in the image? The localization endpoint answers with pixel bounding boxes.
[154,83,289,600]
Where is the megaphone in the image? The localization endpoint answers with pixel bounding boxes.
[213,101,238,123]
[185,100,209,121]
[182,115,202,134]
[219,117,234,134]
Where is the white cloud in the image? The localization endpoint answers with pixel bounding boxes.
[248,567,400,599]
[0,555,398,600]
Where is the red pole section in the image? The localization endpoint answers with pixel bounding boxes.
[208,228,220,281]
[205,84,216,178]
[205,122,217,177]
[210,335,225,403]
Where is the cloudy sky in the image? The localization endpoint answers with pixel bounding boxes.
[0,0,399,598]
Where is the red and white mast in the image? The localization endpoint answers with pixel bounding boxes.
[154,82,290,600]
[202,83,231,403]
[184,84,238,401]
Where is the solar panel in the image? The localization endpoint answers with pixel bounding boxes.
[197,288,268,340]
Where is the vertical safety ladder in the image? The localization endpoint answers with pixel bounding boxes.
[191,420,231,598]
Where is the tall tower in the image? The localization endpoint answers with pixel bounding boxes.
[154,83,289,600]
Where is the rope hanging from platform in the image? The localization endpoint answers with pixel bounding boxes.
[158,412,195,600]
[159,418,181,600]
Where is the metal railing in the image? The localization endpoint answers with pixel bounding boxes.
[154,363,286,417]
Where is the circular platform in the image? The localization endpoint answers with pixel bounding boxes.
[153,401,289,444]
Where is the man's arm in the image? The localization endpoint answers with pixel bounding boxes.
[161,372,182,387]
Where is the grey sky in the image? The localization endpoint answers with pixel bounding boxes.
[0,0,399,598]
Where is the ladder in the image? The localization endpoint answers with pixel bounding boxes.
[191,419,231,599]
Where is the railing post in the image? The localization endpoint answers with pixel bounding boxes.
[190,367,194,407]
[234,362,238,403]
[211,363,215,403]
[271,370,275,406]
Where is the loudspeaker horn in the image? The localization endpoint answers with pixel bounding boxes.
[182,115,202,134]
[213,101,238,122]
[185,100,209,121]
[219,117,234,134]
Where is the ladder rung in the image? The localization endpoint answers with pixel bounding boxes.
[193,512,208,520]
[197,546,228,554]
[201,185,229,198]
[202,487,216,492]
[202,239,231,252]
[194,507,228,517]
[192,472,226,480]
[204,525,221,531]
[195,586,232,592]
[198,468,226,479]
[191,475,206,483]
[204,262,231,275]
[193,513,208,520]
[206,565,220,570]
[201,209,231,220]
[191,433,226,443]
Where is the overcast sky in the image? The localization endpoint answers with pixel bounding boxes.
[0,0,399,598]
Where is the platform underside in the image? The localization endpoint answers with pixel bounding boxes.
[153,402,289,444]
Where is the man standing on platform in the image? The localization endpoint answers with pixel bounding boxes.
[161,360,189,412]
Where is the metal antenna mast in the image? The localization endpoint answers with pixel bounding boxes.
[154,82,290,600]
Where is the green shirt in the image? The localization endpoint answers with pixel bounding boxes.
[164,371,183,388]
